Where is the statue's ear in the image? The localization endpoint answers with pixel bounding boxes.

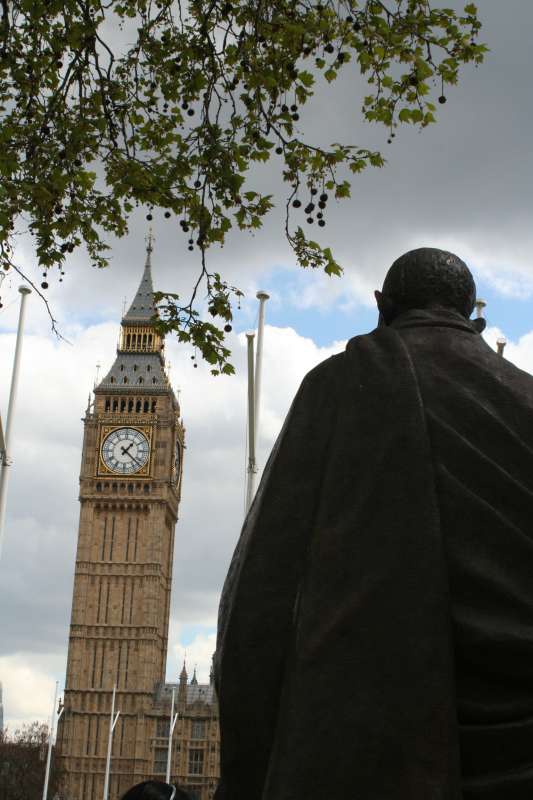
[472,317,486,333]
[374,290,396,325]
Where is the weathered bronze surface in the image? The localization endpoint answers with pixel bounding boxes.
[215,249,533,799]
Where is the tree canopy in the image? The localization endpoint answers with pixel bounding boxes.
[0,722,62,800]
[0,0,486,372]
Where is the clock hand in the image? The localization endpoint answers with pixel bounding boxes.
[128,453,144,467]
[121,442,134,455]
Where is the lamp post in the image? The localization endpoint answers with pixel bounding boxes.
[42,682,64,800]
[165,688,179,784]
[0,285,31,561]
[103,686,120,800]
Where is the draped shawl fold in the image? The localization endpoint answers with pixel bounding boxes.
[214,310,533,800]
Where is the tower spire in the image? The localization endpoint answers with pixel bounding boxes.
[122,230,156,324]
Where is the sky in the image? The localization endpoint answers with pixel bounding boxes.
[2,0,533,730]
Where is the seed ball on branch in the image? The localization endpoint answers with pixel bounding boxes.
[318,219,326,227]
[224,324,232,332]
[292,199,302,208]
[306,216,314,224]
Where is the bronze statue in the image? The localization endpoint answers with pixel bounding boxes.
[214,248,533,799]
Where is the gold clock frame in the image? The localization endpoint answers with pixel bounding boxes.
[98,424,154,478]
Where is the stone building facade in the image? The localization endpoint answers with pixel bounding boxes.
[56,239,220,799]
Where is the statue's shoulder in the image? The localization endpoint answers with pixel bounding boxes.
[303,350,346,386]
[302,329,386,386]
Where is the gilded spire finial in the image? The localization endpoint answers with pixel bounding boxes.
[146,228,154,256]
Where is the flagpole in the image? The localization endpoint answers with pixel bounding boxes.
[245,333,256,514]
[0,285,31,561]
[253,290,270,447]
[165,688,178,784]
[103,686,120,800]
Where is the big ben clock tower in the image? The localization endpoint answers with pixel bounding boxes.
[58,236,185,800]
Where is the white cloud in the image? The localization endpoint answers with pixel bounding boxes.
[171,629,217,687]
[0,653,60,732]
[0,314,344,728]
[484,325,533,374]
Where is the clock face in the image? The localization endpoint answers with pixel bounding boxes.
[101,427,150,475]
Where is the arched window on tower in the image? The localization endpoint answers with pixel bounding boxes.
[152,377,157,385]
[136,400,142,413]
[138,377,144,384]
[133,365,137,372]
[105,399,111,411]
[120,364,124,372]
[143,400,149,413]
[126,334,131,348]
[110,377,115,384]
[151,400,157,413]
[128,400,133,412]
[123,377,128,384]
[113,400,119,411]
[120,399,126,412]
[147,365,151,372]
[148,335,153,349]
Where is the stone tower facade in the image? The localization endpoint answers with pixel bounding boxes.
[57,239,187,799]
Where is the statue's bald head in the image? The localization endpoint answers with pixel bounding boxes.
[376,247,476,323]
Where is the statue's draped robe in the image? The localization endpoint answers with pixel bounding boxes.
[214,309,533,800]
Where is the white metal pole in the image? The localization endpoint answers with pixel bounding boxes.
[0,415,5,461]
[254,291,270,445]
[166,688,178,784]
[42,682,59,800]
[245,333,256,514]
[475,298,486,319]
[496,337,507,357]
[103,686,120,800]
[0,285,31,562]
